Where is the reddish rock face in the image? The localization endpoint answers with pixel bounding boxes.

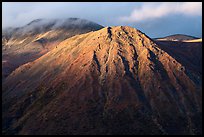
[2,26,202,135]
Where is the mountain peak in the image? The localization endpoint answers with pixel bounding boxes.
[26,18,44,25]
[2,25,202,135]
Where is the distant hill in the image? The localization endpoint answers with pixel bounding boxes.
[155,34,199,41]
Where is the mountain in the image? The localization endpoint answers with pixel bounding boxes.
[2,18,103,80]
[155,34,199,41]
[2,26,202,135]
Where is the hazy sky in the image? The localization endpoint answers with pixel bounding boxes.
[2,2,202,38]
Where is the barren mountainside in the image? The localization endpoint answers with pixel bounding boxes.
[2,18,103,80]
[2,26,202,135]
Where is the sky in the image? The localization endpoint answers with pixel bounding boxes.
[2,2,202,38]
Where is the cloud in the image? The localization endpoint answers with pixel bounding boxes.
[119,2,202,23]
[2,2,78,28]
[2,2,202,38]
[2,2,135,28]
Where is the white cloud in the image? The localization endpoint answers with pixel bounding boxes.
[119,2,202,23]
